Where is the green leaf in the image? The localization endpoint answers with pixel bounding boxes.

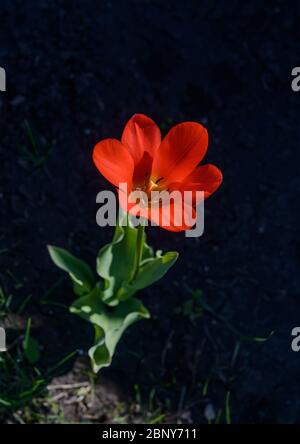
[96,224,155,305]
[97,226,136,289]
[23,337,40,364]
[225,392,231,424]
[96,220,176,305]
[115,251,178,302]
[134,251,178,290]
[71,288,150,372]
[48,245,96,294]
[141,235,154,261]
[22,318,40,364]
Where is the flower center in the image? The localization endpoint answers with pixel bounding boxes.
[133,176,167,208]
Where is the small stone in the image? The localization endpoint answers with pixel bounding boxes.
[204,403,216,421]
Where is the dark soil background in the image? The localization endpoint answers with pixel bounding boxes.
[1,0,300,424]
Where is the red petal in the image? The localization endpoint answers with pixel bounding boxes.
[121,114,161,165]
[151,122,208,185]
[178,164,223,203]
[132,151,153,187]
[151,201,196,232]
[125,192,196,232]
[93,138,134,187]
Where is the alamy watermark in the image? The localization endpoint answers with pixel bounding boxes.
[291,67,300,92]
[96,183,205,237]
[0,327,6,352]
[291,327,300,352]
[0,67,6,91]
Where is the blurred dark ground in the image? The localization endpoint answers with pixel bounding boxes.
[0,0,300,423]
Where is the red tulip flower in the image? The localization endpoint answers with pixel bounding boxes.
[93,114,222,231]
[49,114,223,372]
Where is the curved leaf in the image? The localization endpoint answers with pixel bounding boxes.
[96,224,154,305]
[119,251,178,299]
[48,245,96,294]
[71,289,150,372]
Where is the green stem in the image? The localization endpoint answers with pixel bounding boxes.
[132,223,145,281]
